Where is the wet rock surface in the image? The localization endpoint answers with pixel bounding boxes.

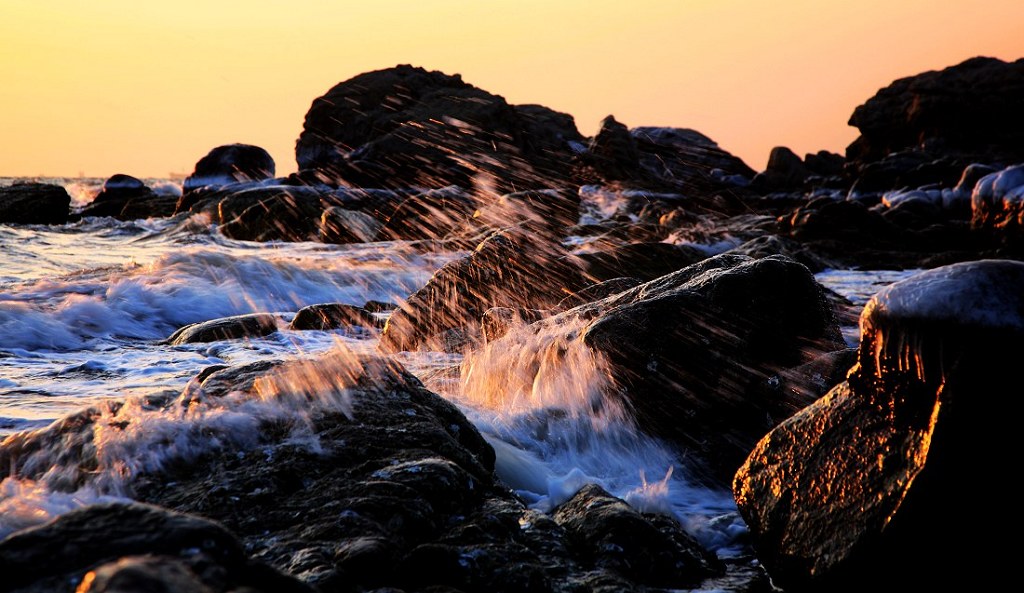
[734,260,1024,590]
[166,313,281,345]
[183,144,276,194]
[1,353,736,592]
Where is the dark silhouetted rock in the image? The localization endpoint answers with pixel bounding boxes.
[847,56,1024,167]
[473,189,582,240]
[579,254,845,484]
[0,182,71,225]
[78,174,171,220]
[584,115,641,181]
[166,313,279,345]
[215,186,329,242]
[734,260,1024,591]
[295,65,583,192]
[630,127,756,192]
[0,502,311,593]
[183,144,275,194]
[289,303,381,330]
[553,484,722,588]
[751,146,815,192]
[480,306,549,342]
[379,227,587,352]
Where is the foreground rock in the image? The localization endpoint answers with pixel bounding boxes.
[295,65,584,192]
[1,353,728,592]
[183,143,276,194]
[734,259,1024,590]
[0,182,71,225]
[0,503,311,593]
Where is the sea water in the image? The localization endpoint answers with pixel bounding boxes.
[0,178,908,555]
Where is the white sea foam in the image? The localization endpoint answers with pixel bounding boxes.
[450,316,741,552]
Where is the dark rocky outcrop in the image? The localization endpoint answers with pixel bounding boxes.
[318,206,382,244]
[0,502,311,593]
[847,57,1024,168]
[552,484,722,588]
[295,65,584,192]
[0,182,71,225]
[77,174,176,220]
[379,227,587,353]
[579,254,845,484]
[630,127,756,192]
[166,313,280,345]
[580,115,641,181]
[734,260,1024,590]
[182,144,275,194]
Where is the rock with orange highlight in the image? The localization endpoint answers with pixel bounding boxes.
[733,259,1024,590]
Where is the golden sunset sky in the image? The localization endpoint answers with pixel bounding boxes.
[1,0,1022,179]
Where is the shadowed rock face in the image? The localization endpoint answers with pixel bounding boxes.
[579,254,845,485]
[0,503,312,593]
[295,65,584,192]
[847,56,1024,166]
[734,259,1024,591]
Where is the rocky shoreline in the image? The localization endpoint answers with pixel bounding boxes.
[2,57,1023,591]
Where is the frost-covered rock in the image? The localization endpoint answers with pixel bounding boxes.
[734,259,1024,590]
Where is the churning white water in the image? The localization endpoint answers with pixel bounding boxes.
[0,179,891,557]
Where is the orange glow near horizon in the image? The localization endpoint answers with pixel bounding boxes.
[1,0,1022,179]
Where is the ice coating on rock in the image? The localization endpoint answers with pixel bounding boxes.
[863,259,1024,332]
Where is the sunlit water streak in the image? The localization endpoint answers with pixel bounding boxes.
[0,180,903,559]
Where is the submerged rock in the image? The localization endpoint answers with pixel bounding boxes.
[182,144,275,194]
[0,182,71,225]
[289,303,381,330]
[734,259,1024,590]
[166,313,280,345]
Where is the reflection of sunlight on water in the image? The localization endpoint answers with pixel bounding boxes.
[450,316,744,553]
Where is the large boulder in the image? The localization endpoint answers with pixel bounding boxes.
[295,65,584,192]
[580,254,845,484]
[847,56,1024,168]
[464,254,845,486]
[0,503,310,593]
[182,144,275,194]
[734,260,1024,590]
[165,313,280,345]
[0,182,71,225]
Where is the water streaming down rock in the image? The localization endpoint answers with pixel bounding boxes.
[734,259,1024,590]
